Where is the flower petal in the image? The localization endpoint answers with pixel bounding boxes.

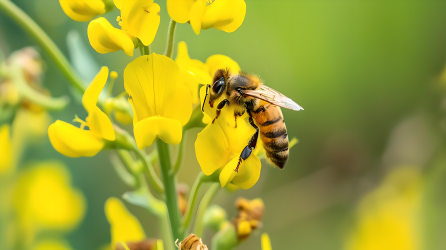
[261,233,272,250]
[134,116,182,149]
[0,125,12,175]
[86,106,116,141]
[167,0,197,23]
[124,54,193,125]
[121,2,160,46]
[48,120,104,157]
[59,0,105,22]
[82,66,108,112]
[201,0,246,33]
[176,42,211,84]
[189,0,205,35]
[206,54,241,76]
[113,0,124,10]
[231,155,261,189]
[105,197,145,249]
[195,123,229,176]
[219,157,238,187]
[162,83,192,126]
[88,17,134,56]
[200,85,255,155]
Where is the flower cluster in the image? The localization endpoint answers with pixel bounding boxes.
[60,0,247,56]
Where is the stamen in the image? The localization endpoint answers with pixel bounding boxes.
[116,16,121,22]
[72,114,88,129]
[107,71,118,98]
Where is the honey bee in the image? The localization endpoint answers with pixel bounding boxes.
[175,234,208,250]
[202,69,303,171]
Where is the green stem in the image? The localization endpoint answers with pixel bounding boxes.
[144,46,150,55]
[0,0,85,94]
[157,139,182,242]
[132,148,164,194]
[164,19,177,58]
[10,63,69,110]
[139,45,144,56]
[180,172,204,232]
[171,130,185,175]
[115,150,139,188]
[194,183,220,238]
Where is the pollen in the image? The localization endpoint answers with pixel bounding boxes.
[118,21,122,27]
[116,16,121,22]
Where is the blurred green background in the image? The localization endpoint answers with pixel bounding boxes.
[2,0,446,249]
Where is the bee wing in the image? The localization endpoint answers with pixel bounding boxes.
[243,85,304,111]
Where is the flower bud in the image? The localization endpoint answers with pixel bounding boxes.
[203,205,227,231]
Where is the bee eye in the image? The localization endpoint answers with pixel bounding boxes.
[212,77,225,95]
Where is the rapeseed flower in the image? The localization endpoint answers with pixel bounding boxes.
[105,197,145,249]
[175,41,240,106]
[195,87,261,189]
[48,67,115,157]
[59,0,109,22]
[167,0,246,35]
[88,0,161,56]
[124,53,192,149]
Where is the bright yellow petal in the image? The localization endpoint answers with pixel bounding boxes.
[124,54,193,125]
[0,125,12,175]
[167,0,197,23]
[182,70,200,105]
[113,0,124,10]
[206,54,240,76]
[175,41,192,68]
[86,106,116,141]
[195,123,229,176]
[121,2,160,46]
[88,17,134,56]
[219,157,238,187]
[201,0,246,33]
[162,83,192,126]
[261,233,272,250]
[48,120,105,157]
[134,116,182,149]
[105,197,145,249]
[231,154,261,189]
[82,66,108,112]
[189,0,205,35]
[59,0,105,22]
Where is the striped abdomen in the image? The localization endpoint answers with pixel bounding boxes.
[250,101,289,169]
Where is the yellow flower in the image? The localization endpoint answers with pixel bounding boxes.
[88,17,135,56]
[167,0,246,35]
[345,167,422,250]
[124,53,192,149]
[105,197,145,249]
[175,41,240,106]
[59,0,107,22]
[0,125,12,175]
[13,161,86,231]
[48,67,115,157]
[261,233,272,250]
[195,86,261,189]
[88,0,161,56]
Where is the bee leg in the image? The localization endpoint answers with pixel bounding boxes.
[212,99,230,124]
[234,126,259,173]
[234,114,238,128]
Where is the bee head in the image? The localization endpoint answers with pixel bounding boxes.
[208,69,229,108]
